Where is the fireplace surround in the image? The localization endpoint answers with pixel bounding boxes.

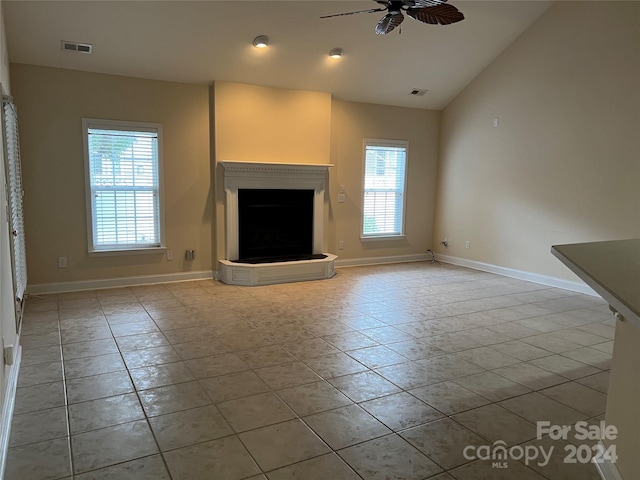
[219,161,336,286]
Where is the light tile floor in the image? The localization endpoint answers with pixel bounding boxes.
[6,262,613,479]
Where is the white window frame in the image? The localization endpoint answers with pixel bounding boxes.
[361,138,408,241]
[2,96,27,312]
[82,118,165,256]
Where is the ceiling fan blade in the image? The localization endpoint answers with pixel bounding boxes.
[407,4,464,25]
[320,7,385,19]
[375,11,404,35]
[410,0,449,7]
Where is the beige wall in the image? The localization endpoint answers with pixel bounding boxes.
[212,81,332,263]
[330,100,440,259]
[10,64,212,285]
[434,1,640,281]
[214,81,331,164]
[10,71,441,283]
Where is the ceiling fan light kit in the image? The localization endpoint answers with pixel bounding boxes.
[320,0,464,35]
[252,35,269,48]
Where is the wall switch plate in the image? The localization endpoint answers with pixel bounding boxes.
[167,251,173,261]
[58,256,67,268]
[465,241,470,249]
[340,185,346,194]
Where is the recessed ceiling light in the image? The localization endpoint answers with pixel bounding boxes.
[329,48,344,59]
[253,35,269,48]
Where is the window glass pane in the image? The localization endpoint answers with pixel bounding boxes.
[86,124,161,250]
[363,142,407,237]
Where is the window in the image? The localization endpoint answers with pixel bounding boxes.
[2,97,27,313]
[83,119,164,254]
[362,139,407,239]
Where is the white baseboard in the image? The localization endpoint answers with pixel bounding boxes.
[593,441,624,480]
[26,270,215,295]
[0,343,21,479]
[335,253,429,268]
[436,254,598,296]
[24,255,598,297]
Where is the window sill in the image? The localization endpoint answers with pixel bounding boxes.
[88,247,166,257]
[360,235,407,242]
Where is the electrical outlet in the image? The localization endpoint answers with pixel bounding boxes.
[3,343,14,365]
[338,194,346,203]
[465,241,470,249]
[58,256,67,268]
[166,251,173,261]
[339,240,345,250]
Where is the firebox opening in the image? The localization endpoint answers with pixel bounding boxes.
[235,189,326,264]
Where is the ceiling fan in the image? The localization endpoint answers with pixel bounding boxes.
[320,0,464,35]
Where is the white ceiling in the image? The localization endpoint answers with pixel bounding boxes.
[3,0,552,110]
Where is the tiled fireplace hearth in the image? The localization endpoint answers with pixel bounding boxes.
[219,161,336,286]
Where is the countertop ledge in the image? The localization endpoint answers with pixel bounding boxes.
[552,239,640,329]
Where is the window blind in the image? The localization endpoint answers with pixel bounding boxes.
[2,97,27,304]
[87,126,161,250]
[362,142,407,237]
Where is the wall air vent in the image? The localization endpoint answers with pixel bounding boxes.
[61,41,93,54]
[409,89,428,96]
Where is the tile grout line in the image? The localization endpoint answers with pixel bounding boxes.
[106,291,177,480]
[56,299,77,480]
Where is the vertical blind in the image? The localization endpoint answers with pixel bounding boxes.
[362,142,407,237]
[87,127,160,250]
[2,97,27,304]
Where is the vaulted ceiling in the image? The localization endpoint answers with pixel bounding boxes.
[3,1,551,109]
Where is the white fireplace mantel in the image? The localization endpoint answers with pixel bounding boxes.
[219,161,336,286]
[221,161,333,188]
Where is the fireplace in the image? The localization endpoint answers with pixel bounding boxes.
[238,189,313,263]
[219,161,336,285]
[237,188,322,263]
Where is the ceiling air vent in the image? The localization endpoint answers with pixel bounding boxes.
[61,41,93,54]
[409,89,428,96]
